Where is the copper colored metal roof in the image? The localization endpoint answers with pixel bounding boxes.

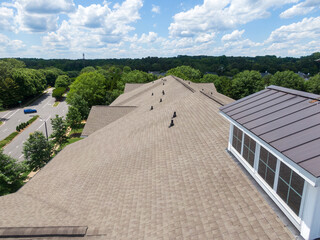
[220,85,320,177]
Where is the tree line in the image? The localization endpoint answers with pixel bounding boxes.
[167,65,320,100]
[15,52,320,76]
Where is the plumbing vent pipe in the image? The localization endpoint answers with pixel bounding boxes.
[152,93,153,96]
[160,98,162,102]
[150,106,153,110]
[172,111,176,118]
[162,90,165,95]
[169,119,174,128]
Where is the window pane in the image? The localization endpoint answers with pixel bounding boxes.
[243,147,248,160]
[277,178,289,203]
[260,147,268,163]
[279,163,291,183]
[288,189,302,215]
[244,134,249,146]
[291,171,304,196]
[250,139,256,152]
[268,154,277,171]
[248,152,255,167]
[232,126,243,154]
[265,168,275,188]
[258,161,266,178]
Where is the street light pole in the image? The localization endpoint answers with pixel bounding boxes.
[40,117,49,141]
[44,121,48,141]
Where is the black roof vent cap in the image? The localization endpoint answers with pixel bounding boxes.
[169,119,174,128]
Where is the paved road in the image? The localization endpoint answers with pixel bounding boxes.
[0,89,68,161]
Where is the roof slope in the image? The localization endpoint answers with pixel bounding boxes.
[123,83,144,93]
[0,77,292,239]
[220,85,320,177]
[82,106,136,137]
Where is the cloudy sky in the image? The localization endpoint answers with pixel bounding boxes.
[0,0,320,59]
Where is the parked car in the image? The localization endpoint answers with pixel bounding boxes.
[24,109,37,114]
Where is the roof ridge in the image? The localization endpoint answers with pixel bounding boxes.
[267,85,320,100]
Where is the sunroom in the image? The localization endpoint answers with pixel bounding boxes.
[220,85,320,240]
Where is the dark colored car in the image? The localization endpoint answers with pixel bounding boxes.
[24,109,37,114]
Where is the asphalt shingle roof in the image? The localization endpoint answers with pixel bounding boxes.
[0,76,294,239]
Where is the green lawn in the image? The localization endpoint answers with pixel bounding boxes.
[0,121,3,126]
[53,101,60,107]
[0,132,19,149]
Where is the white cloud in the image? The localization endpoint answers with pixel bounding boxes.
[169,0,298,37]
[42,0,143,54]
[2,0,76,32]
[280,0,320,18]
[0,7,15,31]
[221,29,245,42]
[151,4,160,14]
[138,32,158,43]
[264,17,320,56]
[0,34,25,53]
[267,16,320,43]
[17,0,75,14]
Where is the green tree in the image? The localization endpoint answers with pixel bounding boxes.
[166,65,202,82]
[232,70,264,99]
[23,131,52,171]
[270,71,305,91]
[52,87,66,100]
[55,75,71,88]
[200,74,219,83]
[67,71,107,107]
[123,66,131,73]
[66,93,90,119]
[50,115,68,147]
[66,106,82,128]
[213,76,233,97]
[306,74,320,94]
[80,66,96,74]
[0,150,28,196]
[41,67,64,86]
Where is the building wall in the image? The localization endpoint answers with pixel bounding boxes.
[226,122,320,240]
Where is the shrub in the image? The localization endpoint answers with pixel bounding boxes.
[52,87,66,100]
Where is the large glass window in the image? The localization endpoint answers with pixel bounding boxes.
[242,134,256,167]
[258,147,277,188]
[232,125,243,154]
[277,163,305,215]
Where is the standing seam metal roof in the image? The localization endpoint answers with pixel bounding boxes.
[220,85,320,177]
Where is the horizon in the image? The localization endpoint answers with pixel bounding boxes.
[0,0,320,59]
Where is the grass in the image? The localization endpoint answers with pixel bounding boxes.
[68,123,85,138]
[53,101,60,107]
[28,115,39,124]
[0,132,19,149]
[0,121,2,126]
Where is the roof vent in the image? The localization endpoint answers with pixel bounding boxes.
[172,111,176,118]
[152,93,153,96]
[211,92,213,95]
[150,106,153,110]
[160,98,162,102]
[162,90,165,95]
[188,82,190,84]
[169,119,174,128]
[163,83,165,85]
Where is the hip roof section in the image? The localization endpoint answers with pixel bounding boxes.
[220,85,320,177]
[0,77,293,239]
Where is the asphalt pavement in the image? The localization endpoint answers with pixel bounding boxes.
[0,88,68,161]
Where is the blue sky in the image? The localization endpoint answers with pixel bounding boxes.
[0,0,320,59]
